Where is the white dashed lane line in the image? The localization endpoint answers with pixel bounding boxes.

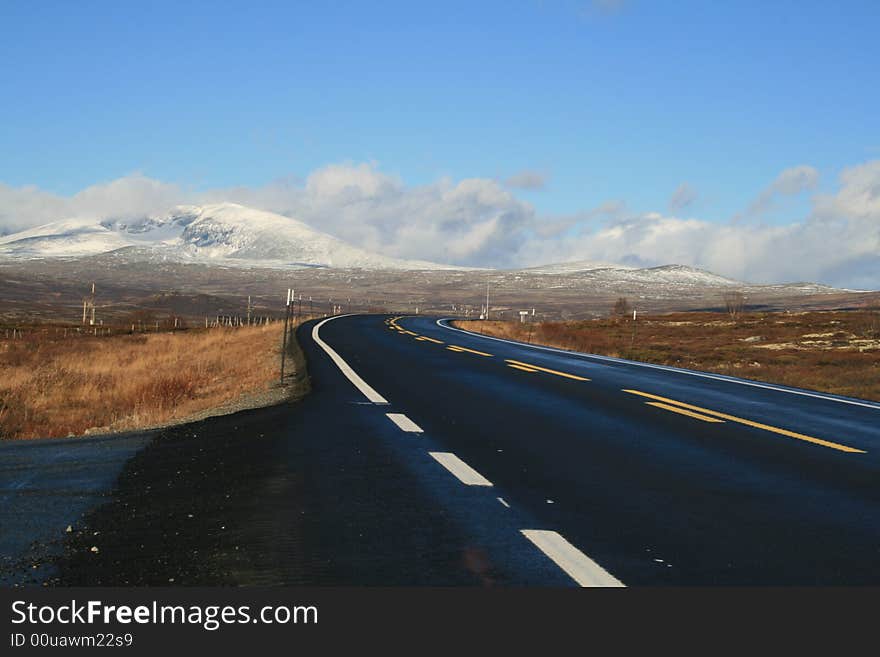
[521,530,625,588]
[313,315,626,587]
[429,452,494,486]
[386,413,424,433]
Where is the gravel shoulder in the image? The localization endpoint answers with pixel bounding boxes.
[0,342,309,587]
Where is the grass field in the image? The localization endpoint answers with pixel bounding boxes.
[457,309,880,402]
[0,324,290,440]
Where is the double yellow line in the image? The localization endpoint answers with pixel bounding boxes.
[447,345,492,357]
[505,359,590,381]
[385,315,863,455]
[624,389,865,454]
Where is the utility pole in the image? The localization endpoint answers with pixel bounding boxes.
[82,282,96,325]
[485,281,490,321]
[247,295,252,325]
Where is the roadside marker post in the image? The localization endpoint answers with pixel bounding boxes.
[280,288,292,384]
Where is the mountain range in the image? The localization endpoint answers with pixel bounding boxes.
[0,202,838,291]
[0,203,458,271]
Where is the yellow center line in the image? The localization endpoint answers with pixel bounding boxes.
[622,389,865,454]
[417,336,444,344]
[645,401,725,423]
[508,363,538,373]
[447,345,493,357]
[505,359,590,381]
[403,330,418,336]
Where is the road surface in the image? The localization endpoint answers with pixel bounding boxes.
[305,313,879,585]
[2,313,877,586]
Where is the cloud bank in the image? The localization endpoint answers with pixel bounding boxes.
[1,161,878,289]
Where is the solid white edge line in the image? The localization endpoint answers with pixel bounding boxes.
[312,315,620,587]
[436,319,880,411]
[521,529,625,588]
[312,315,389,404]
[386,412,424,433]
[428,452,493,486]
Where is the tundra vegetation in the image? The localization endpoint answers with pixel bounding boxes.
[0,323,288,440]
[457,307,880,402]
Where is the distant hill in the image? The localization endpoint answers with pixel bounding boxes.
[514,262,744,287]
[0,202,463,271]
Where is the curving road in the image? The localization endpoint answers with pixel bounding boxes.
[305,314,880,586]
[3,312,877,586]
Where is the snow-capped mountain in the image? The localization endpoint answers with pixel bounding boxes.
[0,205,847,293]
[591,264,744,287]
[0,203,460,270]
[517,260,637,275]
[513,262,744,287]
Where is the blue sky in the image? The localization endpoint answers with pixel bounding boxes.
[1,1,879,285]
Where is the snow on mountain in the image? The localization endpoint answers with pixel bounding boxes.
[599,264,743,287]
[517,260,637,275]
[0,203,460,270]
[514,262,743,287]
[0,205,843,290]
[0,217,134,256]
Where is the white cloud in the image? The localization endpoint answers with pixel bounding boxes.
[305,162,401,200]
[505,170,547,190]
[668,182,697,213]
[214,163,536,267]
[516,162,879,288]
[746,164,819,216]
[0,174,184,234]
[0,161,878,289]
[0,183,68,234]
[813,159,880,220]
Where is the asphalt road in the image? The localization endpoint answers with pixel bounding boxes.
[2,313,877,586]
[0,432,153,586]
[309,314,880,585]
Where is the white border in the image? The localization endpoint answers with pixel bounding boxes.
[312,315,388,403]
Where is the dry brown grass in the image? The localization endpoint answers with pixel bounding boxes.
[457,309,880,402]
[0,324,287,440]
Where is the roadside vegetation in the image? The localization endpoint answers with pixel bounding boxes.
[457,306,880,402]
[0,323,292,440]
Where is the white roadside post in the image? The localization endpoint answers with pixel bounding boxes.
[281,288,292,384]
[631,309,638,350]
